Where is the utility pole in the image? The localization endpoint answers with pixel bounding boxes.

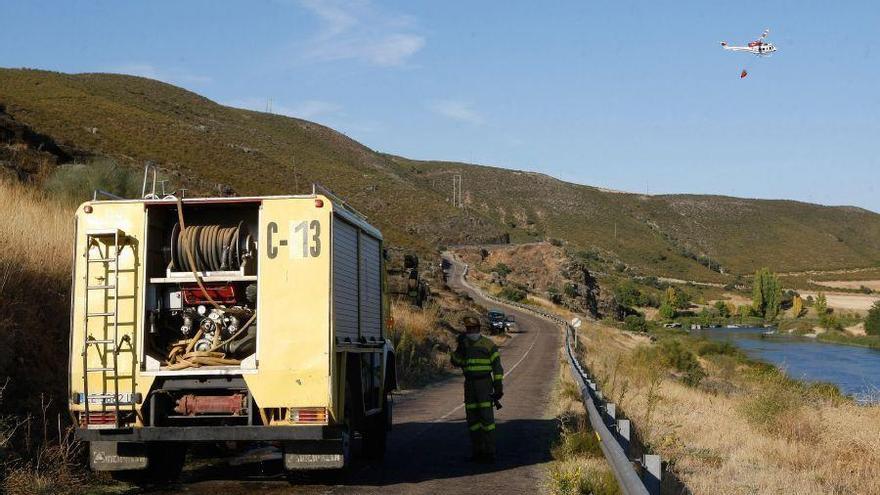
[452,174,463,208]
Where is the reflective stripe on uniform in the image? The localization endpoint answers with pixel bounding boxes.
[489,351,500,362]
[466,357,492,365]
[468,422,495,431]
[493,373,503,381]
[465,401,493,410]
[465,365,493,372]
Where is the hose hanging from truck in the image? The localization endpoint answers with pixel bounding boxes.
[174,196,224,311]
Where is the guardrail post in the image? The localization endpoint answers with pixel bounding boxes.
[643,454,661,495]
[617,419,631,454]
[606,402,616,420]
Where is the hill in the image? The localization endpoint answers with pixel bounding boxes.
[2,67,879,280]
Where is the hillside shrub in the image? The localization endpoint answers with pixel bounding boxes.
[658,339,705,386]
[493,263,512,277]
[499,286,527,302]
[43,159,141,205]
[623,314,648,332]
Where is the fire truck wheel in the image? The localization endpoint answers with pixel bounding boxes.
[362,395,389,458]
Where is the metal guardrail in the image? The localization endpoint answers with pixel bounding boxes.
[456,260,660,495]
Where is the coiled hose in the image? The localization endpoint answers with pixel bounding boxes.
[172,222,250,272]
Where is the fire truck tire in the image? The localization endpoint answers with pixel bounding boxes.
[109,442,186,485]
[362,395,389,458]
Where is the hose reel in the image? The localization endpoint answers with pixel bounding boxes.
[169,221,255,272]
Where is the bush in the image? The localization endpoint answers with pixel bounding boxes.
[623,314,648,332]
[658,302,676,320]
[658,339,705,386]
[713,300,731,318]
[499,286,527,302]
[43,159,142,205]
[696,340,741,357]
[494,263,512,277]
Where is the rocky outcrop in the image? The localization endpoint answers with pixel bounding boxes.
[560,259,602,318]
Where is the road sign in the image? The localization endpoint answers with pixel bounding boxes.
[571,317,582,329]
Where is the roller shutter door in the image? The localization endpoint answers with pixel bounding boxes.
[333,218,359,342]
[359,233,382,340]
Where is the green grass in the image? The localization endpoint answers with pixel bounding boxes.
[4,67,880,277]
[816,332,880,350]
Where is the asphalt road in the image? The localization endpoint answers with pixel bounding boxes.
[145,254,561,495]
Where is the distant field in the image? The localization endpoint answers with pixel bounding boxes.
[812,280,880,291]
[799,290,880,312]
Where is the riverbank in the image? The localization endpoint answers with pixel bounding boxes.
[576,320,880,494]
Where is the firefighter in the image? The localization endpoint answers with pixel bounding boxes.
[451,315,503,463]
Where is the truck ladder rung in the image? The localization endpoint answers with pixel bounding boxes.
[87,367,115,373]
[87,284,116,290]
[86,312,115,317]
[87,257,116,263]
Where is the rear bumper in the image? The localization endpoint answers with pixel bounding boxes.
[77,425,336,442]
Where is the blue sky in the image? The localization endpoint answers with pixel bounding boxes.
[2,1,878,211]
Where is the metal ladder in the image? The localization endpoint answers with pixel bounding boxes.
[81,229,126,428]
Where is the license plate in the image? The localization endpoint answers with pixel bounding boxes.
[79,393,137,405]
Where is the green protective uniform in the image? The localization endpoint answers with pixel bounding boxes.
[451,335,503,458]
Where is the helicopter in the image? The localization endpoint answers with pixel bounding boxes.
[720,29,776,56]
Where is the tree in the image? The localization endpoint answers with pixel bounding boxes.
[815,292,828,316]
[614,280,642,308]
[714,300,731,318]
[751,268,782,320]
[792,295,805,318]
[659,302,676,320]
[664,287,678,309]
[866,301,880,336]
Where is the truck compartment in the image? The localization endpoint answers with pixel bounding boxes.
[143,201,260,372]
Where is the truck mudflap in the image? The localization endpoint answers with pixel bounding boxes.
[77,425,335,442]
[283,439,346,470]
[90,441,148,471]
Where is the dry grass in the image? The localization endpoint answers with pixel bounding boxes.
[0,179,73,280]
[389,301,454,387]
[578,320,880,494]
[0,181,86,493]
[544,352,620,495]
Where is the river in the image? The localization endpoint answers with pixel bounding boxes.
[698,327,880,403]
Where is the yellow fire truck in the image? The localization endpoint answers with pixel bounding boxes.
[69,186,395,482]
